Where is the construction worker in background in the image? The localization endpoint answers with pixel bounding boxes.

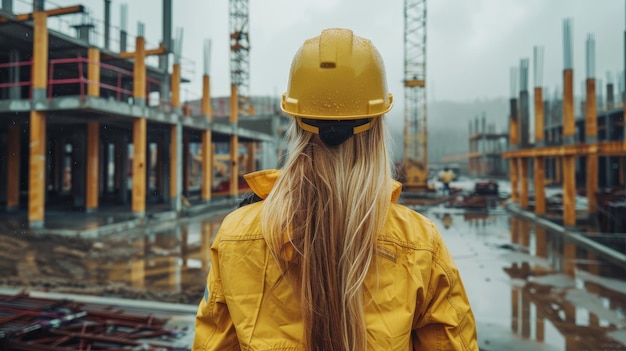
[193,28,477,351]
[439,166,456,195]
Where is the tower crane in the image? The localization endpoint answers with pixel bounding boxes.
[403,0,428,190]
[229,0,250,115]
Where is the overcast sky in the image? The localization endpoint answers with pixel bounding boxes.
[35,1,626,114]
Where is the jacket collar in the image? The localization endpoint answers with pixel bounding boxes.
[244,169,402,202]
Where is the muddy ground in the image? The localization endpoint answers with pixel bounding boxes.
[0,231,205,305]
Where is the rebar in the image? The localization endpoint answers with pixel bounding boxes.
[204,39,211,75]
[585,33,595,79]
[510,66,518,98]
[533,46,544,88]
[563,18,574,70]
[519,58,529,92]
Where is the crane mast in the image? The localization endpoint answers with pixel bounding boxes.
[403,0,428,190]
[229,0,250,115]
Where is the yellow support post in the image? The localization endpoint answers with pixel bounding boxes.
[29,10,48,225]
[562,156,576,227]
[29,111,46,224]
[202,74,211,117]
[32,11,48,98]
[171,63,181,110]
[7,124,20,211]
[230,84,239,198]
[201,73,212,201]
[201,131,212,201]
[534,156,545,215]
[170,125,178,200]
[133,36,146,105]
[132,118,146,216]
[87,47,100,97]
[519,158,529,209]
[86,121,99,212]
[563,69,575,143]
[533,86,546,215]
[247,142,255,173]
[585,78,598,215]
[534,88,544,145]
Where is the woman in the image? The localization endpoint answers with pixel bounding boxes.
[193,28,478,351]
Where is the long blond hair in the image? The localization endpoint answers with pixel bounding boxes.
[261,117,393,351]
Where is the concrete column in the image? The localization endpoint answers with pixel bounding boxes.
[563,69,575,145]
[87,47,100,97]
[86,122,99,212]
[230,84,239,198]
[33,0,43,11]
[7,124,20,211]
[104,0,111,50]
[8,50,20,100]
[71,130,86,209]
[133,36,146,106]
[132,118,146,216]
[28,12,48,227]
[171,63,181,112]
[32,12,48,102]
[585,78,598,215]
[28,111,46,226]
[201,131,212,202]
[563,156,576,227]
[169,124,179,209]
[2,0,13,13]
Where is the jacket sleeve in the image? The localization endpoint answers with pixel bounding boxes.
[192,234,241,351]
[412,224,478,351]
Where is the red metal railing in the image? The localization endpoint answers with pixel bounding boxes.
[0,60,33,98]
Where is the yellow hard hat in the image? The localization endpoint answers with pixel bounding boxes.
[281,28,393,144]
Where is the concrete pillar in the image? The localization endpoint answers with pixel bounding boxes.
[585,78,598,215]
[7,124,20,212]
[534,157,546,215]
[104,0,111,50]
[32,11,48,102]
[563,69,575,145]
[33,0,43,11]
[563,156,576,227]
[169,124,179,209]
[71,130,86,209]
[160,0,172,107]
[519,90,530,147]
[201,131,212,202]
[230,84,239,198]
[2,0,13,13]
[132,118,146,216]
[201,73,212,202]
[28,111,46,226]
[28,11,48,227]
[8,50,20,100]
[171,63,181,112]
[87,47,100,97]
[133,36,146,106]
[86,122,99,212]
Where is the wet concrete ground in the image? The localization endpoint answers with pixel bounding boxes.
[1,197,625,350]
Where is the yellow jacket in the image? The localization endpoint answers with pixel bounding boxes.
[438,170,456,184]
[193,170,478,351]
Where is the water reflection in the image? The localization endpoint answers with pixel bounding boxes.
[439,211,626,350]
[0,213,225,304]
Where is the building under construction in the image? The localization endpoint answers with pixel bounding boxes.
[503,19,626,232]
[0,0,283,228]
[467,113,508,178]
